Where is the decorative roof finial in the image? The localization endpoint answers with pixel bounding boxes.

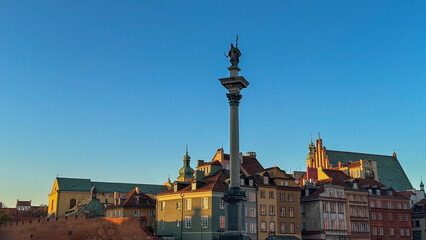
[186,144,188,155]
[318,132,321,139]
[310,134,313,143]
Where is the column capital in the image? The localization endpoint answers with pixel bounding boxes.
[226,92,242,106]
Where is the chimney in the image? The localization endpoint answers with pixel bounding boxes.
[197,160,205,167]
[338,162,341,168]
[246,152,256,158]
[195,170,205,181]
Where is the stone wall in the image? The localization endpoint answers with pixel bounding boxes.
[0,215,159,240]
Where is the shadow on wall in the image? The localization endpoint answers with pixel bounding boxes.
[0,215,159,240]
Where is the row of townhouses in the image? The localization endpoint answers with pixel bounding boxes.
[45,137,425,240]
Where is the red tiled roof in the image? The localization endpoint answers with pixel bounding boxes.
[17,201,31,206]
[197,160,222,168]
[241,156,264,176]
[108,189,156,209]
[320,169,352,189]
[399,190,414,199]
[156,170,229,196]
[347,161,361,168]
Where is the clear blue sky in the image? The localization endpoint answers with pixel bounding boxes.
[1,1,425,207]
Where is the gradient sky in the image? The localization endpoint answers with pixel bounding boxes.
[1,1,426,207]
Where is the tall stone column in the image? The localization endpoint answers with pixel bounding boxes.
[227,92,242,189]
[219,40,250,240]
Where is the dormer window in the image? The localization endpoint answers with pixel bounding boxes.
[263,176,269,185]
[249,179,253,186]
[280,180,284,186]
[376,189,380,195]
[368,189,373,195]
[192,182,197,190]
[285,181,288,186]
[240,179,245,186]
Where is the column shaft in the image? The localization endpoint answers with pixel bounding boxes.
[229,103,240,189]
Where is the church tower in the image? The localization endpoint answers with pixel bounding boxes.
[306,138,315,168]
[177,146,195,182]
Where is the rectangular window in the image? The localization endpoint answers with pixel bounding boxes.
[390,228,394,236]
[373,227,377,235]
[388,213,393,220]
[220,199,225,209]
[289,193,294,202]
[351,222,356,231]
[289,223,295,233]
[249,208,255,217]
[134,210,139,216]
[364,223,369,232]
[249,193,255,202]
[406,228,410,236]
[322,202,328,211]
[323,220,328,229]
[270,221,275,233]
[400,228,405,236]
[269,191,274,199]
[176,202,181,209]
[280,207,286,217]
[331,221,336,230]
[161,220,165,229]
[269,205,275,216]
[260,190,265,198]
[201,216,208,228]
[330,203,335,212]
[358,223,362,232]
[398,214,402,221]
[371,213,375,220]
[201,198,208,209]
[289,207,294,218]
[250,223,256,233]
[280,222,287,233]
[339,221,343,230]
[403,203,408,209]
[185,216,191,228]
[377,201,381,208]
[220,216,225,228]
[240,179,245,186]
[249,179,253,186]
[185,199,192,210]
[387,202,392,209]
[378,213,382,220]
[263,177,269,185]
[161,202,165,212]
[397,203,402,209]
[379,228,383,235]
[280,193,285,201]
[404,214,408,221]
[176,220,180,228]
[260,205,266,215]
[338,203,343,212]
[370,201,375,208]
[260,221,266,232]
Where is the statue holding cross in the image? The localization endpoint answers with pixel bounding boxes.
[225,35,242,67]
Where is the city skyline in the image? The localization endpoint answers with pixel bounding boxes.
[1,1,426,207]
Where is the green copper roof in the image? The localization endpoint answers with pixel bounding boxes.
[56,177,167,194]
[326,150,413,191]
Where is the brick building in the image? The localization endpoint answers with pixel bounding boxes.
[358,178,411,239]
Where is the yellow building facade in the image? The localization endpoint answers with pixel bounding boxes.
[48,177,167,217]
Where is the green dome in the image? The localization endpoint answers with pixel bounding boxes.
[179,149,194,179]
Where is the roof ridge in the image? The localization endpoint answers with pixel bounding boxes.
[327,149,395,158]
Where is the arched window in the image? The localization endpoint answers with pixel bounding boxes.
[69,199,76,209]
